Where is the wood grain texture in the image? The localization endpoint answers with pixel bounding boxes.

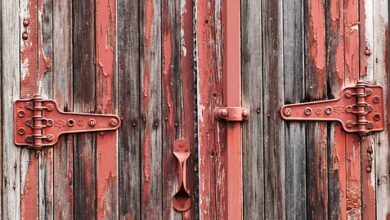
[305,0,328,219]
[196,0,225,219]
[2,0,21,219]
[261,0,285,219]
[327,0,347,219]
[241,0,264,219]
[95,0,117,218]
[117,0,141,218]
[140,0,162,218]
[282,0,306,219]
[52,0,74,219]
[72,0,96,219]
[38,0,54,218]
[161,0,196,219]
[373,0,390,218]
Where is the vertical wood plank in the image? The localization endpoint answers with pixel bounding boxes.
[140,0,162,218]
[327,0,347,219]
[196,0,225,218]
[38,0,54,218]
[344,0,361,218]
[305,0,328,219]
[282,0,306,219]
[72,0,96,218]
[2,0,21,219]
[359,19,377,220]
[241,0,264,219]
[360,0,376,217]
[262,0,285,219]
[117,0,141,218]
[95,0,117,218]
[20,0,46,218]
[52,0,74,218]
[373,0,390,218]
[161,0,195,219]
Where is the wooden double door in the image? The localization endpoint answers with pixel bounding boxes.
[1,0,390,219]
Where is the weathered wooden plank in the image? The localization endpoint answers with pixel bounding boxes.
[38,0,54,218]
[161,0,195,219]
[117,0,141,218]
[373,0,390,218]
[360,0,376,219]
[305,0,328,219]
[95,0,117,218]
[140,0,162,218]
[196,0,225,218]
[2,0,21,219]
[241,0,264,219]
[327,0,347,219]
[262,0,285,219]
[73,0,96,218]
[344,0,361,218]
[52,0,74,218]
[20,0,42,218]
[282,0,306,219]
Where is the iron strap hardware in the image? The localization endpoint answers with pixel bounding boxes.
[280,81,384,135]
[172,138,191,212]
[214,107,250,122]
[14,95,121,149]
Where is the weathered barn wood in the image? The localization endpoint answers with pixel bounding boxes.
[0,0,389,219]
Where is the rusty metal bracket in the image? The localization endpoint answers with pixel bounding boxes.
[172,138,191,212]
[280,81,384,135]
[214,107,250,122]
[14,95,121,149]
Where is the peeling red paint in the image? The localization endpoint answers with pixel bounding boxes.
[95,0,117,218]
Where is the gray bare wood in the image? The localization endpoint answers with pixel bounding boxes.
[53,0,73,219]
[2,0,21,219]
[282,0,307,219]
[261,0,286,219]
[139,0,163,218]
[73,0,96,219]
[117,0,141,218]
[241,0,265,219]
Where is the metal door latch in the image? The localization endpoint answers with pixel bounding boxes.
[172,138,191,212]
[214,107,250,122]
[280,81,384,135]
[14,95,121,149]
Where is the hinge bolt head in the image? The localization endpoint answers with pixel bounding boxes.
[88,119,97,127]
[22,32,28,40]
[373,96,380,104]
[23,18,29,27]
[374,113,381,121]
[109,118,119,127]
[283,108,292,117]
[46,134,54,141]
[365,48,371,56]
[304,107,312,116]
[325,107,332,115]
[366,166,372,173]
[242,110,249,119]
[219,109,229,118]
[17,128,25,135]
[345,91,352,98]
[46,104,54,112]
[26,136,33,144]
[47,119,53,127]
[347,121,354,128]
[18,110,25,118]
[367,122,374,130]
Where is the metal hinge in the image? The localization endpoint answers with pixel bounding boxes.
[14,95,121,149]
[214,107,250,122]
[280,81,384,135]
